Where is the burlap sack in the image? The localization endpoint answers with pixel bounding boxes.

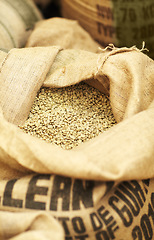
[0,0,42,50]
[26,18,101,52]
[26,17,103,91]
[0,46,62,125]
[61,0,154,59]
[0,174,154,240]
[0,43,154,239]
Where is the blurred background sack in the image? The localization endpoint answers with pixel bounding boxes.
[0,0,42,50]
[61,0,154,59]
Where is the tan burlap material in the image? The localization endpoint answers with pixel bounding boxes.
[0,46,61,125]
[26,18,101,52]
[0,44,154,180]
[0,18,154,240]
[0,211,64,240]
[0,0,42,50]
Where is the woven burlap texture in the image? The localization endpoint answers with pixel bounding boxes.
[0,46,153,182]
[0,211,64,240]
[0,17,154,239]
[26,18,101,52]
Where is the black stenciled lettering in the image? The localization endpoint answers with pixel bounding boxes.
[97,4,105,18]
[107,221,119,239]
[132,192,154,240]
[75,234,89,240]
[98,206,119,239]
[50,175,71,211]
[120,8,127,22]
[123,181,146,207]
[141,24,154,39]
[147,195,154,236]
[109,195,133,227]
[142,179,150,194]
[148,203,154,225]
[90,212,103,231]
[58,217,70,235]
[115,186,140,216]
[141,214,153,240]
[98,206,113,225]
[151,193,154,210]
[72,217,86,234]
[25,174,50,210]
[120,8,137,22]
[97,22,115,37]
[142,179,150,187]
[90,207,119,238]
[73,180,94,210]
[129,8,137,22]
[95,230,109,240]
[96,4,114,20]
[109,180,146,228]
[132,226,142,240]
[65,237,72,240]
[133,24,154,40]
[3,179,23,208]
[142,4,154,20]
[97,22,102,35]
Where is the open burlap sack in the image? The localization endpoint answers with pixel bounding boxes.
[26,18,101,52]
[0,0,42,50]
[0,45,153,179]
[0,45,154,239]
[61,0,154,59]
